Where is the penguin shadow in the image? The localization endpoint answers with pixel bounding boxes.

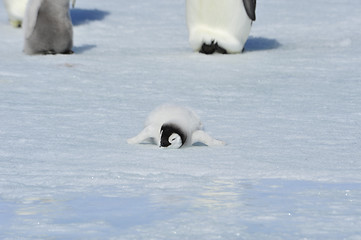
[244,37,281,52]
[192,142,208,147]
[72,44,96,54]
[70,9,109,54]
[70,8,110,26]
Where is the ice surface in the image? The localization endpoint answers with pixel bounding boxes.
[1,0,361,239]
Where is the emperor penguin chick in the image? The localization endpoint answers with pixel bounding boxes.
[23,0,76,55]
[127,105,225,148]
[2,0,28,27]
[186,0,256,54]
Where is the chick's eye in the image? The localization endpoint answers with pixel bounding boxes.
[171,138,176,141]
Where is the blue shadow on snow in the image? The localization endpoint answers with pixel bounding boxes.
[70,8,110,26]
[73,44,96,54]
[244,37,281,52]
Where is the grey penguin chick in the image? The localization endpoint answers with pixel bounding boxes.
[127,104,225,148]
[23,0,76,55]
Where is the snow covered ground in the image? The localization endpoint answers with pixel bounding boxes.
[1,0,361,239]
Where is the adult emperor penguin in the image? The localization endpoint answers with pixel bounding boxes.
[23,0,76,55]
[2,0,28,27]
[186,0,256,54]
[127,104,225,148]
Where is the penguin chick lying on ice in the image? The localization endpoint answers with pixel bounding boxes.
[2,0,28,28]
[127,105,225,148]
[186,0,256,54]
[23,0,76,55]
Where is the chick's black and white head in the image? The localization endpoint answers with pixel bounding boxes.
[160,123,187,149]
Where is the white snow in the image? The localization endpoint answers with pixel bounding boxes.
[1,0,361,239]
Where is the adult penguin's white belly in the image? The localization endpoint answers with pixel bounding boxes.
[186,0,256,54]
[2,0,28,27]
